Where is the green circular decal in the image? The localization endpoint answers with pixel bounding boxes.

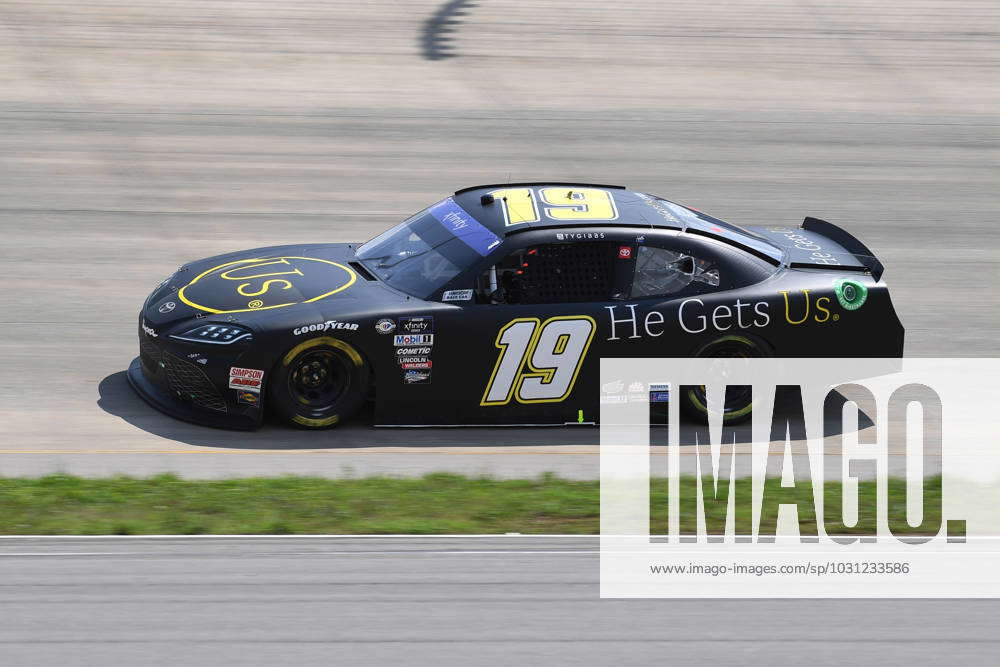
[834,278,868,311]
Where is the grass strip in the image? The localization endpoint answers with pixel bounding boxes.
[0,473,940,535]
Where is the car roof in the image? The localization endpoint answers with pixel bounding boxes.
[450,183,783,263]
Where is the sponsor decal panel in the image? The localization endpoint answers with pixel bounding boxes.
[403,369,431,384]
[634,191,684,224]
[236,391,259,405]
[394,334,434,346]
[834,278,868,310]
[428,198,501,256]
[398,316,433,334]
[627,381,647,402]
[401,361,432,370]
[781,290,838,325]
[178,256,357,314]
[764,226,842,265]
[606,286,865,342]
[605,300,770,341]
[293,320,359,336]
[606,288,859,340]
[396,346,432,356]
[443,289,473,302]
[186,352,209,365]
[398,356,430,364]
[229,367,264,393]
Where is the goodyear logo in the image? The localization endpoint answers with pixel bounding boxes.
[178,257,356,314]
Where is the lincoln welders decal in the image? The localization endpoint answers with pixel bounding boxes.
[178,257,356,314]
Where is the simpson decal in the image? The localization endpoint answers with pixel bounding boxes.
[229,367,264,393]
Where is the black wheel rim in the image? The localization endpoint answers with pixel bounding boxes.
[287,349,351,410]
[693,341,761,413]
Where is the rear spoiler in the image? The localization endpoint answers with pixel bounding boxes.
[801,217,885,281]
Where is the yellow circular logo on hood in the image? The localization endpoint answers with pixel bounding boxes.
[178,256,357,314]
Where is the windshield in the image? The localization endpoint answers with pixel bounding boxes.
[356,198,501,298]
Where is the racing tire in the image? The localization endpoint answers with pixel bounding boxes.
[269,337,370,429]
[680,335,770,425]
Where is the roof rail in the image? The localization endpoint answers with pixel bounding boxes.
[454,182,627,195]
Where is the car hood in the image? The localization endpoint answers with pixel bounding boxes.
[143,243,400,329]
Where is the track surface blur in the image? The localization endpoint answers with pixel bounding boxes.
[0,0,998,478]
[1,536,998,665]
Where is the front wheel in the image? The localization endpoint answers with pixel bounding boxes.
[680,335,770,425]
[269,337,370,428]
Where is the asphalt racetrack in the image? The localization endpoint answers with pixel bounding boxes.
[1,0,998,479]
[0,536,997,665]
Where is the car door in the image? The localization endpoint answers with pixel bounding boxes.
[437,235,630,425]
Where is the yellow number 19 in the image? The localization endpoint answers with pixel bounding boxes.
[481,316,595,406]
[490,187,618,226]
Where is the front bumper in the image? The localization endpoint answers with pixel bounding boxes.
[127,324,263,430]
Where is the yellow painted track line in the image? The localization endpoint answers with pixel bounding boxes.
[0,449,942,456]
[0,449,599,455]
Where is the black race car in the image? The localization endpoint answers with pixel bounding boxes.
[128,183,904,429]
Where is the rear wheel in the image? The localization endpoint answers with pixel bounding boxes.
[269,337,369,429]
[681,335,769,424]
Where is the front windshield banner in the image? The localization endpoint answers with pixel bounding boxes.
[428,198,501,257]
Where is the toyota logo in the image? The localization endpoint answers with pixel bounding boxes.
[158,301,176,313]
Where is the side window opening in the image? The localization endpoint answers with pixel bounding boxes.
[630,245,720,299]
[477,242,621,304]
